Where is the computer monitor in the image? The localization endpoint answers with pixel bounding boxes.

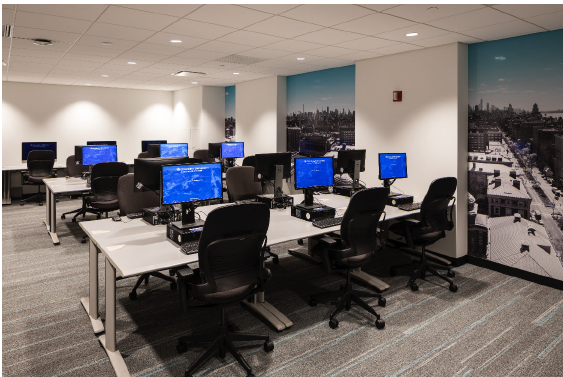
[133,157,201,192]
[160,143,188,158]
[147,144,161,158]
[161,162,222,229]
[208,143,222,158]
[295,157,334,207]
[142,140,167,152]
[379,153,407,187]
[221,142,244,159]
[336,149,366,174]
[87,141,116,146]
[254,153,292,181]
[22,142,57,160]
[82,145,118,166]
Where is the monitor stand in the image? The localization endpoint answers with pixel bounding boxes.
[171,202,205,230]
[333,160,363,197]
[295,188,322,210]
[256,165,293,209]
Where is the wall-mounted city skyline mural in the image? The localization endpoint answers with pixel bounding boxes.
[286,65,355,157]
[467,29,563,282]
[225,85,235,142]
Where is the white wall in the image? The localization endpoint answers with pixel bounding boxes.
[2,82,174,166]
[356,43,468,258]
[201,86,226,148]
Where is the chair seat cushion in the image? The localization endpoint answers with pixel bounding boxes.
[389,222,444,243]
[90,199,119,210]
[198,284,257,304]
[28,176,48,183]
[329,245,373,268]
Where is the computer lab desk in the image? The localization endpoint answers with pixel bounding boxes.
[79,193,422,377]
[2,163,66,205]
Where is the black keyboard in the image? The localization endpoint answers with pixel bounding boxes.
[389,191,401,196]
[312,217,343,229]
[180,240,199,255]
[397,202,422,211]
[126,212,144,219]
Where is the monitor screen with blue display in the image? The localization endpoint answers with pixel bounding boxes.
[87,141,116,146]
[378,153,407,180]
[295,157,334,189]
[161,163,222,205]
[221,142,244,158]
[22,142,57,160]
[142,140,167,152]
[160,143,188,158]
[82,145,118,166]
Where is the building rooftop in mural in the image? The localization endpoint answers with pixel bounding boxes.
[489,182,530,200]
[488,216,563,281]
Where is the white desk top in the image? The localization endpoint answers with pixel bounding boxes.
[43,177,91,194]
[80,194,419,278]
[2,163,66,171]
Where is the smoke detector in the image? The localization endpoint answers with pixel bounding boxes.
[33,39,53,46]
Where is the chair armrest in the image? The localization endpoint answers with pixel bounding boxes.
[318,236,338,246]
[400,218,421,226]
[176,266,194,279]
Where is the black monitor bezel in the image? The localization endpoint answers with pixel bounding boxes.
[86,141,116,146]
[378,153,408,180]
[254,152,292,182]
[141,140,167,152]
[22,142,57,160]
[133,157,200,192]
[336,149,366,174]
[160,162,223,206]
[208,143,222,158]
[220,142,245,159]
[294,156,334,190]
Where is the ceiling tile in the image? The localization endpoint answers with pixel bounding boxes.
[60,53,113,63]
[525,11,563,31]
[176,49,229,60]
[236,64,276,73]
[375,24,450,43]
[119,4,202,18]
[86,68,129,78]
[491,4,563,19]
[194,41,252,54]
[463,20,546,41]
[383,4,486,23]
[130,42,186,56]
[9,47,67,59]
[295,28,364,44]
[414,33,481,47]
[17,4,108,22]
[15,11,92,34]
[9,64,55,74]
[67,45,124,58]
[8,75,45,83]
[198,60,246,70]
[97,6,179,32]
[57,59,105,69]
[162,19,237,40]
[118,50,169,63]
[13,27,82,44]
[143,32,208,49]
[238,4,300,14]
[262,39,324,52]
[373,43,422,55]
[50,66,92,74]
[217,30,284,47]
[239,47,291,59]
[86,23,156,42]
[307,57,354,68]
[358,5,400,12]
[9,55,60,65]
[186,5,272,29]
[42,78,77,85]
[3,4,15,10]
[308,45,359,58]
[280,5,374,27]
[337,51,384,61]
[10,38,71,52]
[3,8,14,24]
[334,13,417,35]
[74,35,139,51]
[253,59,302,68]
[279,53,327,63]
[334,36,398,50]
[159,56,209,66]
[428,7,518,32]
[245,16,324,39]
[123,71,166,80]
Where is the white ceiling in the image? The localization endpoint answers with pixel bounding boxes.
[2,4,562,91]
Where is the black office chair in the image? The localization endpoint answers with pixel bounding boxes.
[20,150,56,206]
[116,174,177,299]
[61,155,90,218]
[137,151,149,159]
[193,149,216,163]
[68,162,128,221]
[242,155,255,167]
[309,187,388,330]
[226,166,262,202]
[175,203,274,377]
[389,177,458,292]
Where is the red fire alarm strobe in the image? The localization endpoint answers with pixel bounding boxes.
[393,91,402,102]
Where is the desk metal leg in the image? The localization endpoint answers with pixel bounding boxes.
[98,258,130,377]
[242,291,293,332]
[351,269,390,292]
[44,188,59,245]
[80,240,104,334]
[2,170,11,205]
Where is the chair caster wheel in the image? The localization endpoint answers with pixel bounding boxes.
[264,340,274,352]
[273,256,279,264]
[345,301,351,311]
[389,269,397,277]
[72,218,77,222]
[378,297,387,307]
[39,203,43,206]
[329,318,339,329]
[449,284,458,293]
[375,319,385,329]
[170,282,177,291]
[247,374,256,377]
[309,298,317,307]
[97,214,101,219]
[447,270,456,278]
[129,291,137,300]
[410,283,419,291]
[297,239,304,245]
[176,342,188,354]
[61,214,66,219]
[20,202,24,206]
[169,270,175,276]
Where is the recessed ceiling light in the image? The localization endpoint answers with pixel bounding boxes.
[406,32,418,37]
[127,62,136,65]
[170,39,182,43]
[233,72,240,75]
[85,84,91,86]
[296,57,306,60]
[191,81,198,84]
[427,6,438,11]
[33,39,52,46]
[102,41,113,46]
[101,74,109,77]
[2,60,7,66]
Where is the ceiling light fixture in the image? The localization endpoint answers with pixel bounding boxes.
[191,81,198,84]
[170,39,182,43]
[233,72,240,75]
[172,70,208,77]
[85,84,91,86]
[427,6,438,11]
[33,39,53,46]
[296,57,306,60]
[102,41,113,46]
[406,32,418,37]
[101,74,109,77]
[127,62,136,65]
[2,60,7,66]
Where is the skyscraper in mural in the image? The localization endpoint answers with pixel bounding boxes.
[286,65,355,157]
[467,29,563,282]
[225,85,235,142]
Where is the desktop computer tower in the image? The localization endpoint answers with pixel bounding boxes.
[291,204,336,221]
[166,222,202,246]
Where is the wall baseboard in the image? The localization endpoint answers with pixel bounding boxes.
[467,256,563,290]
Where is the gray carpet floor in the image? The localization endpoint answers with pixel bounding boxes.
[3,197,563,377]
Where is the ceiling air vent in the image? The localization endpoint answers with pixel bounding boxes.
[2,24,12,38]
[172,71,208,77]
[215,54,267,65]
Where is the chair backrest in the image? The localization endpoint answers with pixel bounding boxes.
[226,166,262,202]
[197,203,270,295]
[242,155,255,167]
[340,187,389,256]
[91,162,129,181]
[117,173,160,215]
[138,151,149,159]
[193,149,215,163]
[27,150,55,177]
[419,177,457,233]
[90,162,129,202]
[66,155,88,177]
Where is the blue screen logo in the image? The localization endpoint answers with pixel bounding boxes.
[162,163,222,205]
[379,153,407,180]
